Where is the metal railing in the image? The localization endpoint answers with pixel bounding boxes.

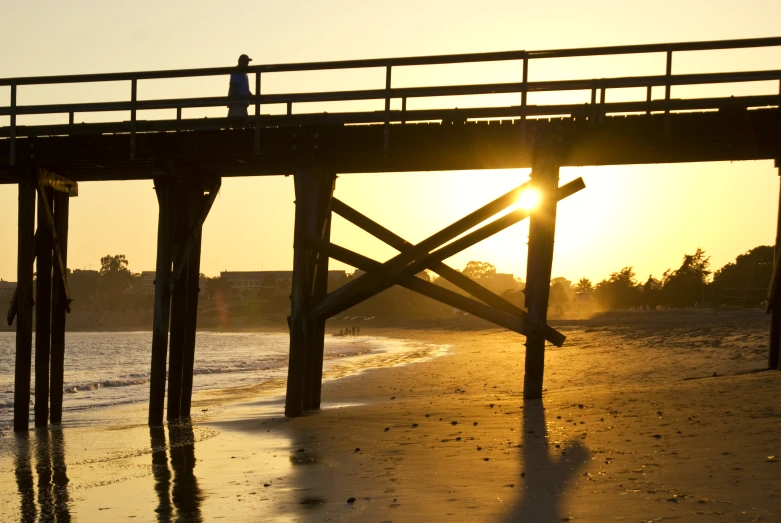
[2,36,781,165]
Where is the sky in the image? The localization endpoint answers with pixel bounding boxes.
[2,0,781,285]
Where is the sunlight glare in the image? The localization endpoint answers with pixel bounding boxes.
[516,189,541,211]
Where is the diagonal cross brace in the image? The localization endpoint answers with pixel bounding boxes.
[332,197,526,316]
[313,178,585,345]
[330,197,568,344]
[35,178,72,313]
[167,177,221,293]
[312,179,536,323]
[306,236,540,338]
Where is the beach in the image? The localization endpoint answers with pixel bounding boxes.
[1,308,780,522]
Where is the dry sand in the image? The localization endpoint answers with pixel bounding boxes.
[2,308,781,522]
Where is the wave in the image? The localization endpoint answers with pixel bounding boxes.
[64,377,149,393]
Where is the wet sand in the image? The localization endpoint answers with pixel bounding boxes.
[2,308,781,522]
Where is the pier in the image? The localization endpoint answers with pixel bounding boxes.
[3,36,781,431]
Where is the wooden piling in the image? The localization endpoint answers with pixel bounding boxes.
[167,188,189,421]
[770,166,781,370]
[285,169,319,418]
[523,152,560,400]
[304,173,336,411]
[50,191,70,423]
[180,189,204,418]
[149,178,175,426]
[14,169,36,432]
[34,187,54,427]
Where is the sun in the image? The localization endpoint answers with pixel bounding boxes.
[515,188,541,211]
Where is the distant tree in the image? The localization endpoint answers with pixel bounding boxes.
[261,274,277,287]
[594,267,641,309]
[642,275,662,309]
[98,254,134,306]
[711,245,773,306]
[574,278,593,294]
[660,248,710,307]
[548,281,570,314]
[100,254,130,276]
[462,261,497,281]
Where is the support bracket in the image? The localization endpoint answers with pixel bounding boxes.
[38,167,79,196]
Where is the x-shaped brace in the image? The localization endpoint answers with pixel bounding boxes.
[307,177,585,346]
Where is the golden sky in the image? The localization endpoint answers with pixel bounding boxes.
[1,0,781,284]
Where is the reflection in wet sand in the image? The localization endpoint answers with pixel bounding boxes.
[50,429,71,522]
[506,400,589,522]
[150,422,203,522]
[150,427,173,522]
[13,428,71,522]
[14,433,36,521]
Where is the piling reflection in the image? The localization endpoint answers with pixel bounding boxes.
[506,400,589,522]
[150,426,173,522]
[13,428,71,522]
[50,429,71,522]
[149,422,203,522]
[14,433,36,521]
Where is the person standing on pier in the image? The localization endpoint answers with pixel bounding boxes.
[227,54,253,118]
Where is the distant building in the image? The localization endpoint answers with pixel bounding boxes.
[133,271,209,297]
[221,270,293,289]
[219,270,347,300]
[137,271,157,297]
[72,269,99,277]
[0,280,16,303]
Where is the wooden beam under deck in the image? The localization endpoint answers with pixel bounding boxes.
[1,110,780,184]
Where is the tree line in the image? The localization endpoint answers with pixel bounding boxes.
[564,245,773,312]
[53,244,773,320]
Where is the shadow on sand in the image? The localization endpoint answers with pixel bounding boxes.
[505,399,590,522]
[13,427,71,522]
[149,421,203,522]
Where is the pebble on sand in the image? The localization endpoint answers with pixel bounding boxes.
[347,497,356,503]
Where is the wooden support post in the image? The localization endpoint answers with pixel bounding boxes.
[180,193,203,418]
[303,173,336,411]
[14,169,36,432]
[167,188,189,421]
[285,169,319,418]
[149,178,175,426]
[770,165,781,370]
[523,150,560,399]
[35,187,54,427]
[50,191,70,424]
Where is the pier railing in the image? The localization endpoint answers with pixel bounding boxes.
[2,36,781,164]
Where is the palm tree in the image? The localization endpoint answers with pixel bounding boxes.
[574,277,593,294]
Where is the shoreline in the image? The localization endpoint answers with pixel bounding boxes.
[1,309,780,521]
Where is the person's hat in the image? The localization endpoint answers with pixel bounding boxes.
[238,54,252,62]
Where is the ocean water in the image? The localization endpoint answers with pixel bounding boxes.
[0,331,448,432]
